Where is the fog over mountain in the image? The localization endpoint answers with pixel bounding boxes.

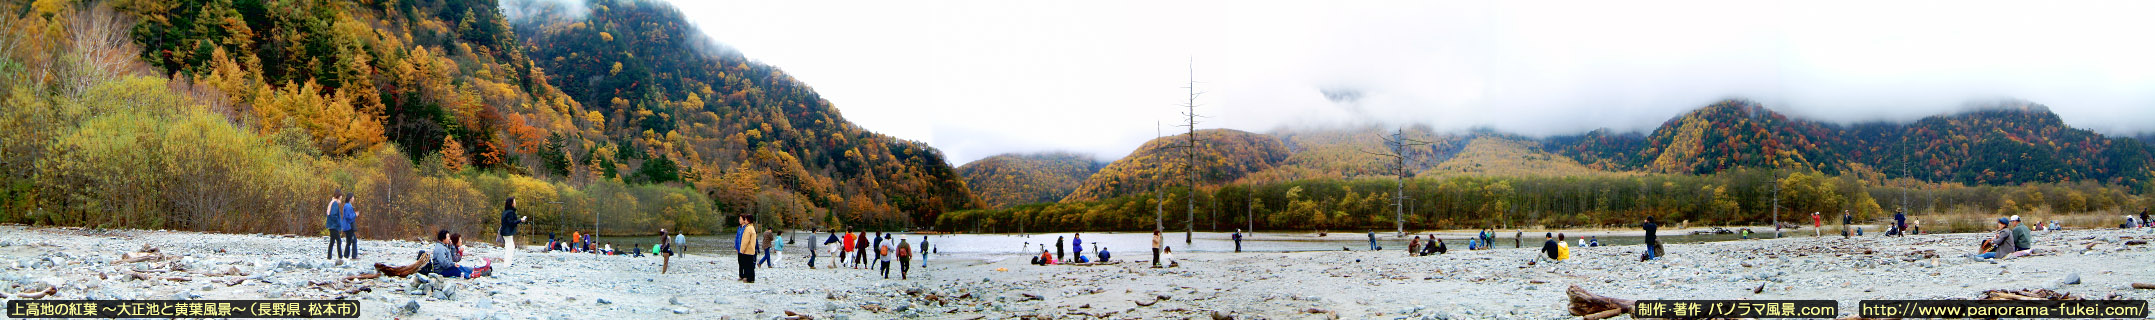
[656,0,2155,164]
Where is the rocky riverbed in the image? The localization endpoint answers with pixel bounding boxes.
[3,225,2153,319]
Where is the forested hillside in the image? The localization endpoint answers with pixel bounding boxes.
[1424,135,1613,178]
[1061,129,1291,202]
[0,0,970,239]
[958,152,1103,209]
[1,0,720,239]
[1544,99,2155,189]
[1241,125,1463,184]
[947,99,2153,232]
[510,0,975,228]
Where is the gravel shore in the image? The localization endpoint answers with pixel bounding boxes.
[3,225,2152,319]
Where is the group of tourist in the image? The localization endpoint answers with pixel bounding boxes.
[813,229,926,280]
[1031,232,1114,266]
[1405,234,1448,256]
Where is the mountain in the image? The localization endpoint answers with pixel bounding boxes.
[1241,125,1466,183]
[1884,104,2151,185]
[958,152,1104,209]
[511,0,975,226]
[1542,129,1648,171]
[1635,100,1847,175]
[1061,129,1291,202]
[1543,99,2155,187]
[1424,135,1613,178]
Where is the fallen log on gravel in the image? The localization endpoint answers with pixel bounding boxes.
[2131,283,2155,289]
[11,287,58,299]
[343,273,381,282]
[1983,289,2081,300]
[374,251,431,277]
[1567,285,1637,320]
[116,252,177,264]
[126,270,191,282]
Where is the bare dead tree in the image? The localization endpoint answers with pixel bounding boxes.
[64,2,143,96]
[1177,59,1206,244]
[1360,128,1430,237]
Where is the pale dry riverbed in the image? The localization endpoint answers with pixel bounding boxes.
[3,225,2154,319]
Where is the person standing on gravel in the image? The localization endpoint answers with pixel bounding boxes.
[808,230,821,269]
[1894,209,1908,236]
[735,214,760,283]
[1514,230,1523,248]
[1152,230,1164,268]
[1070,234,1083,263]
[658,228,674,274]
[1232,229,1243,252]
[852,232,866,269]
[1640,217,1662,261]
[340,193,359,260]
[498,197,527,267]
[767,230,784,267]
[325,190,343,261]
[1841,210,1852,239]
[1056,236,1066,262]
[1811,212,1822,237]
[877,235,894,279]
[1368,231,1378,251]
[896,238,913,279]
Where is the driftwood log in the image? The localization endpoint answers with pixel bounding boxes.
[373,251,431,277]
[125,270,191,282]
[1566,285,1638,320]
[2131,283,2155,290]
[116,252,177,264]
[343,273,382,282]
[1983,289,2081,300]
[9,287,58,299]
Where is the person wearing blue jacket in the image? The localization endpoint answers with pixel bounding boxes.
[734,214,759,283]
[325,191,343,260]
[340,193,359,260]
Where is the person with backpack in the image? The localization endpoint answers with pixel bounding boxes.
[896,238,914,279]
[877,236,894,279]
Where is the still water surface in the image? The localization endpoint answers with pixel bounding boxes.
[651,230,1767,259]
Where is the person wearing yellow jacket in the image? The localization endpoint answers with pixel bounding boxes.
[735,214,759,283]
[1556,233,1571,261]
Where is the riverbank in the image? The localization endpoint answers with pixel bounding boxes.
[3,224,2153,319]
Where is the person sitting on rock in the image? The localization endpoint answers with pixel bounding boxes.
[1970,218,2018,262]
[1539,233,1560,262]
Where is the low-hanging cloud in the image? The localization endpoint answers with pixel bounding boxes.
[661,0,2155,164]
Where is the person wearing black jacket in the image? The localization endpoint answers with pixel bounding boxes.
[1539,233,1559,261]
[1641,217,1661,261]
[498,197,527,267]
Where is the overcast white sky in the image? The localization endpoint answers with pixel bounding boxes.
[659,0,2155,164]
